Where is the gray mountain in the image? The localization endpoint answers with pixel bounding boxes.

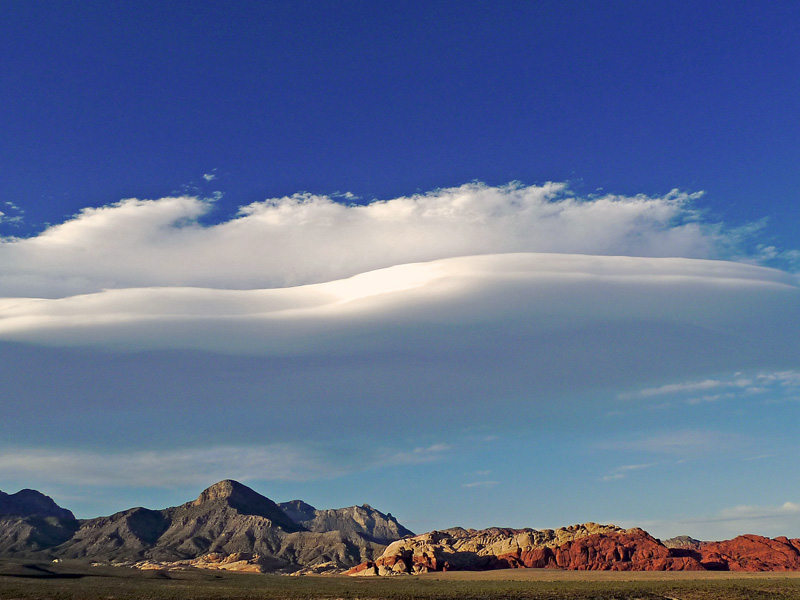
[0,488,75,520]
[279,500,414,544]
[0,515,79,555]
[0,488,78,555]
[29,480,409,569]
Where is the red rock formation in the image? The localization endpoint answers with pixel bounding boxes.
[693,535,800,571]
[346,526,800,575]
[493,529,703,571]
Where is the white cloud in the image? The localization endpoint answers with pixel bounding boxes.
[202,172,217,181]
[621,370,800,405]
[0,253,796,363]
[0,183,767,298]
[382,444,451,466]
[461,481,499,488]
[600,463,658,482]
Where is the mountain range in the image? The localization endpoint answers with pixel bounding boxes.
[1,480,799,573]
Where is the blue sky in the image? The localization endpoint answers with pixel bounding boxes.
[1,1,799,541]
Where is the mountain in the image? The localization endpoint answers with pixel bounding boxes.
[0,488,75,520]
[278,500,413,544]
[4,482,800,574]
[0,488,78,555]
[0,480,404,570]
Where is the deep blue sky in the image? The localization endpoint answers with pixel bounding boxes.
[1,1,799,541]
[2,1,799,244]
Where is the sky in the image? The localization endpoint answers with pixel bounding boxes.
[1,1,799,542]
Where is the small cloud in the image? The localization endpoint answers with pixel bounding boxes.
[382,443,451,466]
[461,480,499,488]
[203,170,217,181]
[600,462,657,482]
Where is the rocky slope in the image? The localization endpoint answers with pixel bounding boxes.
[278,500,413,544]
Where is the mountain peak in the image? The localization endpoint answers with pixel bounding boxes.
[193,480,253,505]
[191,480,303,532]
[0,488,75,520]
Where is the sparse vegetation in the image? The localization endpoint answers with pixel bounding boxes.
[3,560,800,600]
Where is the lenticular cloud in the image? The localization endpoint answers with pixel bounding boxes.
[1,182,798,374]
[1,183,721,297]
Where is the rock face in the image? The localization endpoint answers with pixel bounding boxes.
[347,524,707,575]
[278,500,414,544]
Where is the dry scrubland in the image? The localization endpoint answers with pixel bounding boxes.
[3,561,800,600]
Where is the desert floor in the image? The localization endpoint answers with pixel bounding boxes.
[3,559,800,600]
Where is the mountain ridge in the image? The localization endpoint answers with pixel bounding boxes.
[3,482,800,574]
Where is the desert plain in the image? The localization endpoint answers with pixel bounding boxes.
[3,558,800,600]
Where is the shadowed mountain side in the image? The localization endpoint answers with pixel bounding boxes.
[0,515,79,555]
[278,500,414,544]
[0,489,75,520]
[54,507,169,560]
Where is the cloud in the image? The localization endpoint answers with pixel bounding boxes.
[202,172,217,181]
[461,481,499,488]
[621,370,800,405]
[600,463,658,481]
[599,430,743,457]
[0,445,339,487]
[0,253,796,365]
[0,183,766,297]
[382,444,451,466]
[622,501,800,541]
[0,442,455,489]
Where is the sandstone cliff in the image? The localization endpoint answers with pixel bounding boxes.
[347,524,708,575]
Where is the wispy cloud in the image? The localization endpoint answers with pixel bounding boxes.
[600,462,658,481]
[380,443,451,466]
[0,445,338,487]
[0,442,454,488]
[620,370,800,405]
[461,480,499,488]
[599,430,742,457]
[617,501,800,541]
